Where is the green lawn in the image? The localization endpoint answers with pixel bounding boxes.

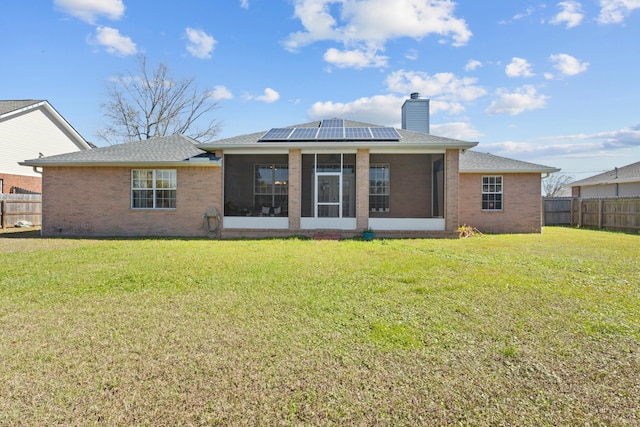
[1,227,639,426]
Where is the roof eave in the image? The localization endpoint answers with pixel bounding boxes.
[460,167,561,174]
[571,177,640,187]
[199,141,478,150]
[19,160,222,168]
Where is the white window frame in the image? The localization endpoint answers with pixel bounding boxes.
[131,169,177,209]
[482,175,503,211]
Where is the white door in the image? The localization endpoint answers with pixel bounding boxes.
[315,172,341,228]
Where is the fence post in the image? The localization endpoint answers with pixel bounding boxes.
[578,198,583,227]
[1,200,5,229]
[598,199,604,229]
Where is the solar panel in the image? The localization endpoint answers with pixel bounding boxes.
[258,124,400,142]
[320,119,344,128]
[317,126,344,139]
[289,127,319,140]
[370,127,401,140]
[260,128,294,141]
[345,127,373,139]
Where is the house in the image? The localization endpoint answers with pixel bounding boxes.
[20,95,559,238]
[1,100,92,194]
[459,151,559,233]
[570,160,640,198]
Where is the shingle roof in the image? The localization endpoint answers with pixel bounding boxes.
[570,160,640,186]
[20,134,220,167]
[197,119,478,150]
[0,100,44,116]
[460,151,560,173]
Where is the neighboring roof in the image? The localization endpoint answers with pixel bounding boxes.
[0,100,44,116]
[197,119,478,151]
[570,160,640,187]
[460,151,560,174]
[0,99,92,150]
[20,134,220,167]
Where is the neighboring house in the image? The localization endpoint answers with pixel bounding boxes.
[0,100,92,194]
[459,151,559,233]
[570,161,640,198]
[21,95,559,238]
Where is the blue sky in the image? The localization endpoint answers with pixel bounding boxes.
[2,0,640,179]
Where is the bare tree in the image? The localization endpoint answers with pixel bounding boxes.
[543,173,573,197]
[98,55,221,144]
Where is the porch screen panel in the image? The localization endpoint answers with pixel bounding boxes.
[255,164,288,213]
[224,154,288,216]
[369,164,390,213]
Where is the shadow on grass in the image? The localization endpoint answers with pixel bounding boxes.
[0,227,41,238]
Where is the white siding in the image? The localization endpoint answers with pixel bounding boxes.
[620,182,640,196]
[0,107,86,176]
[580,185,617,198]
[401,99,430,134]
[580,182,640,198]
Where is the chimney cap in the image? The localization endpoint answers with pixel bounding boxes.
[410,92,420,99]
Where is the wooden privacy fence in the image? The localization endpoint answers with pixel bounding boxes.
[544,196,640,231]
[0,194,42,229]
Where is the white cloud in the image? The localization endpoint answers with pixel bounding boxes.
[209,86,233,101]
[550,1,584,28]
[54,0,125,24]
[308,94,404,126]
[323,47,388,69]
[431,122,484,140]
[505,57,534,78]
[185,28,216,59]
[385,69,486,115]
[240,0,249,9]
[245,88,280,103]
[485,85,549,115]
[598,0,640,23]
[549,53,589,76]
[284,0,471,68]
[465,59,482,71]
[405,49,419,61]
[92,26,136,56]
[513,6,536,20]
[481,124,640,160]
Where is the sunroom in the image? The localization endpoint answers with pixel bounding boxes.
[197,119,477,235]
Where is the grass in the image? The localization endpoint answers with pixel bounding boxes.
[0,227,639,426]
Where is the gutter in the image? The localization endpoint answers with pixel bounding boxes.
[198,141,479,151]
[459,168,561,174]
[19,159,222,168]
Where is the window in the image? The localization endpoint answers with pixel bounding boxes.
[369,164,390,212]
[254,164,288,213]
[132,169,176,209]
[482,176,502,210]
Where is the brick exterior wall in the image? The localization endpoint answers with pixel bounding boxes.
[356,149,369,230]
[288,149,301,229]
[459,173,543,233]
[41,166,222,237]
[445,149,460,233]
[0,173,42,194]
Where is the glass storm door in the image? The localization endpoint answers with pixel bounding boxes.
[316,173,341,218]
